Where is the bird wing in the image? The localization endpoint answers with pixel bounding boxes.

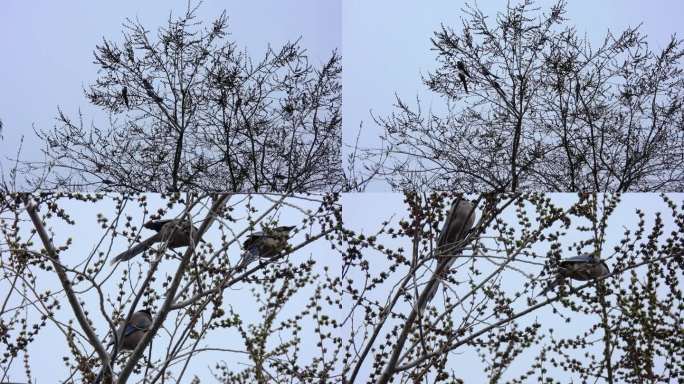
[123,323,140,337]
[436,200,462,247]
[437,199,475,250]
[561,254,595,264]
[123,317,151,337]
[243,232,266,249]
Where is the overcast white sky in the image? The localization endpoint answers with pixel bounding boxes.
[0,0,341,166]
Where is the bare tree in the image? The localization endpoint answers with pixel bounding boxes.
[0,192,343,383]
[26,2,342,193]
[339,192,684,383]
[366,0,684,192]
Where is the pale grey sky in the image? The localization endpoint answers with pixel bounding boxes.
[0,0,340,166]
[342,0,684,190]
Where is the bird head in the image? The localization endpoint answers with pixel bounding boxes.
[139,309,153,319]
[143,219,166,231]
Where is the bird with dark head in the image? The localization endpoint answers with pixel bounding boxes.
[538,253,610,296]
[238,225,296,269]
[110,219,200,265]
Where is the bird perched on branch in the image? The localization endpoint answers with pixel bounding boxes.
[538,253,610,296]
[114,309,153,351]
[436,198,476,254]
[237,225,296,269]
[142,78,163,103]
[121,86,129,108]
[110,219,199,265]
[95,309,153,384]
[457,60,470,78]
[457,60,471,94]
[420,198,477,312]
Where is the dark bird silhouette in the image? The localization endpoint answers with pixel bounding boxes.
[238,225,296,269]
[121,86,129,108]
[436,199,476,254]
[459,72,469,94]
[457,61,471,78]
[110,219,199,265]
[421,198,476,311]
[538,253,610,296]
[457,60,470,94]
[142,79,163,103]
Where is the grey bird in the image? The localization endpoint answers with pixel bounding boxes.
[538,253,610,296]
[114,309,153,351]
[238,225,296,269]
[436,198,476,254]
[421,198,477,311]
[95,309,153,384]
[110,219,199,265]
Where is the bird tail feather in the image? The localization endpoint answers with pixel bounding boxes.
[110,235,160,265]
[93,344,119,384]
[418,257,456,314]
[537,277,562,297]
